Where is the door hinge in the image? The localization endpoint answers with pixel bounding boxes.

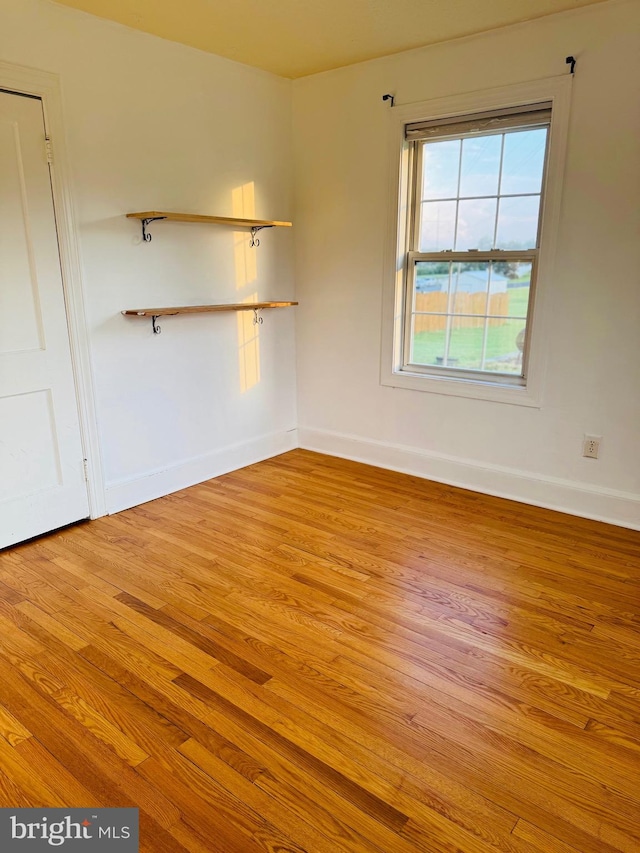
[82,458,89,482]
[45,136,53,165]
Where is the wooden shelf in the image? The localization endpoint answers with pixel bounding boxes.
[127,211,292,228]
[122,302,298,334]
[127,211,292,244]
[122,302,297,318]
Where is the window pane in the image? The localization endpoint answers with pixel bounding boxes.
[488,261,532,318]
[495,195,540,249]
[415,262,451,312]
[459,134,501,198]
[455,198,497,250]
[448,317,483,369]
[451,262,489,315]
[422,140,460,200]
[410,315,446,365]
[483,320,526,374]
[420,200,456,251]
[501,128,547,195]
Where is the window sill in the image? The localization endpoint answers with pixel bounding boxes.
[380,366,542,407]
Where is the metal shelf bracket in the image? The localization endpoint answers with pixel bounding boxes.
[151,315,162,334]
[249,225,273,248]
[141,216,167,242]
[253,308,264,325]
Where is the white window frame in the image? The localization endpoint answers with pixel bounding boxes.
[380,77,572,407]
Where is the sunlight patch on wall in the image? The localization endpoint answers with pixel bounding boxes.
[232,182,257,290]
[237,295,261,393]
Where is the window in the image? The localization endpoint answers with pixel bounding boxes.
[405,104,549,385]
[381,79,572,405]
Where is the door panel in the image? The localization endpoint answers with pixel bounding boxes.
[0,114,44,353]
[0,90,89,549]
[0,390,61,502]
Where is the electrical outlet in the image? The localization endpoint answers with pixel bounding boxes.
[583,435,602,459]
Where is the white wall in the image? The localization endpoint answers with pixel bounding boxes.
[0,0,297,512]
[293,0,640,528]
[1,0,637,528]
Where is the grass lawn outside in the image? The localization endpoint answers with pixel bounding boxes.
[411,285,530,373]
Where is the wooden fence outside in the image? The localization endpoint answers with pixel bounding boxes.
[413,291,510,333]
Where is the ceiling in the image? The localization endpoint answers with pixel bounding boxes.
[53,0,608,79]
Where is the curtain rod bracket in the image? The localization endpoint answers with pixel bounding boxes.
[565,55,576,74]
[382,93,395,107]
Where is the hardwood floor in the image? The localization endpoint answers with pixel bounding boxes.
[1,449,639,853]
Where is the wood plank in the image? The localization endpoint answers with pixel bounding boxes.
[122,301,298,317]
[1,449,638,853]
[125,210,292,228]
[174,671,410,833]
[0,703,32,746]
[0,655,180,827]
[115,593,272,684]
[15,600,88,651]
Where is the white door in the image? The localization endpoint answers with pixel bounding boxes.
[0,89,89,549]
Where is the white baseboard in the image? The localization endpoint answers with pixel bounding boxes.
[105,428,298,514]
[104,424,639,530]
[298,427,640,530]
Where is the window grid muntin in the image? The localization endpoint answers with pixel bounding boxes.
[453,138,463,250]
[412,313,528,320]
[404,252,537,381]
[416,124,549,255]
[420,190,542,203]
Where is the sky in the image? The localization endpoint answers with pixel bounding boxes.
[420,127,547,252]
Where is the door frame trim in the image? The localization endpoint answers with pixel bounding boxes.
[0,61,106,519]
